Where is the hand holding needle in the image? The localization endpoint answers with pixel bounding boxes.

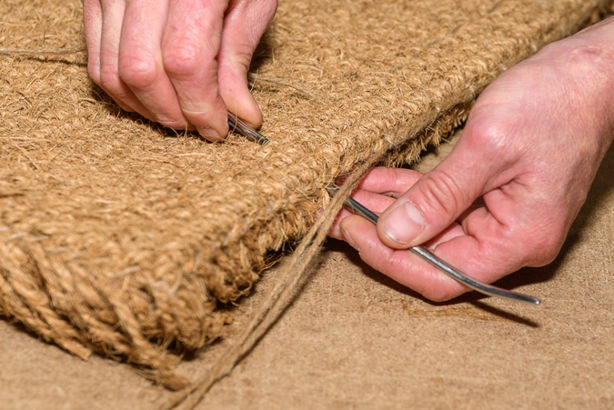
[328,185,541,305]
[220,117,540,306]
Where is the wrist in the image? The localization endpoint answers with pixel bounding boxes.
[540,17,614,151]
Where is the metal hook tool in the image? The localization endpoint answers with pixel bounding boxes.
[328,186,541,305]
[227,111,269,145]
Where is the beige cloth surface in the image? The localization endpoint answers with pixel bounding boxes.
[2,133,613,409]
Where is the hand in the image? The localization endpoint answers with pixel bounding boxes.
[330,17,614,302]
[83,0,277,141]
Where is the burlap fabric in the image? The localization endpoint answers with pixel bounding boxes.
[1,0,611,390]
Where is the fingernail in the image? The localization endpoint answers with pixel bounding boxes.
[198,127,222,141]
[380,201,425,245]
[341,227,360,252]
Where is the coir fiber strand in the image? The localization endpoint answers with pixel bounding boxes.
[158,148,388,410]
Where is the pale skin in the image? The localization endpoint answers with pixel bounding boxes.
[331,17,614,301]
[84,4,614,302]
[83,0,277,141]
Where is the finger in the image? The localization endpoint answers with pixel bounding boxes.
[377,125,506,249]
[118,0,189,129]
[328,208,354,240]
[464,182,565,268]
[98,0,153,116]
[424,222,465,250]
[329,167,422,241]
[342,211,527,301]
[328,190,395,239]
[217,0,278,128]
[356,167,423,197]
[340,199,529,301]
[430,190,553,288]
[83,0,103,83]
[340,215,467,301]
[351,189,397,214]
[425,211,533,293]
[162,0,230,141]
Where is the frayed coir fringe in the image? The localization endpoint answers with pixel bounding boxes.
[1,0,612,396]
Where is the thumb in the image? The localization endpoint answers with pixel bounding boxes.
[217,0,277,128]
[377,139,494,249]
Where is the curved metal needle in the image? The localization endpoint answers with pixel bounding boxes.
[329,186,540,305]
[227,111,269,145]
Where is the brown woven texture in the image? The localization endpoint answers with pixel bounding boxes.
[1,0,611,389]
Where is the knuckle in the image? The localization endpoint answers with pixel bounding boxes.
[157,118,188,129]
[182,98,228,128]
[467,115,512,158]
[416,169,465,219]
[163,40,206,77]
[465,113,524,168]
[118,51,160,88]
[99,62,122,93]
[467,115,500,145]
[230,51,253,73]
[559,42,612,83]
[87,62,101,85]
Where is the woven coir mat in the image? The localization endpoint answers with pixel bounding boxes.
[1,0,612,392]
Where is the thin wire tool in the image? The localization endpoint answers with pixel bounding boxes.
[328,186,541,305]
[227,111,269,145]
